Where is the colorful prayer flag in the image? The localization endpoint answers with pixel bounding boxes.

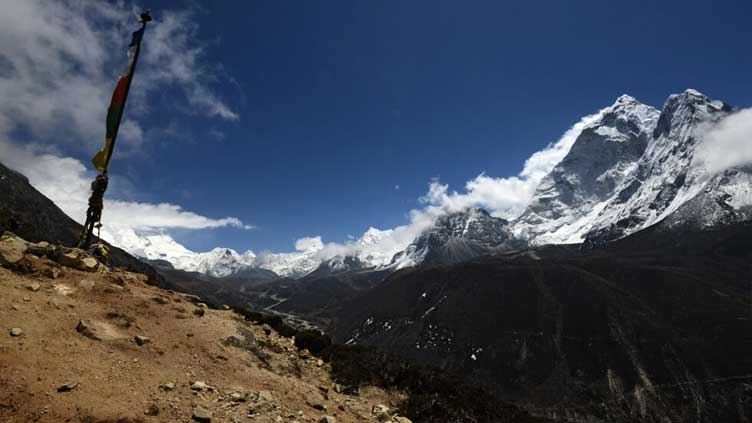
[92,26,146,172]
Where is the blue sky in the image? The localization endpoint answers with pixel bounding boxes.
[3,0,751,253]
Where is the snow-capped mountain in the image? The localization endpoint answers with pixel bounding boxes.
[253,250,322,279]
[513,89,752,246]
[390,207,524,268]
[103,228,256,277]
[513,94,660,244]
[580,89,746,243]
[105,225,401,279]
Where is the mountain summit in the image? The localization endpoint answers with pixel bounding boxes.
[391,207,524,268]
[513,93,660,244]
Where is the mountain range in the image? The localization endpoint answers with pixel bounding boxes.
[109,89,752,279]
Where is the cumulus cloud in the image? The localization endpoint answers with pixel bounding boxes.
[294,236,324,253]
[420,110,606,219]
[693,108,752,175]
[0,1,249,244]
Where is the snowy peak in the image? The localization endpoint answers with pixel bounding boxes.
[358,227,393,246]
[391,207,524,268]
[513,94,660,244]
[515,88,746,247]
[189,247,256,278]
[653,89,732,140]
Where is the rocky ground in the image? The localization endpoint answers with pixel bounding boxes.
[0,232,412,423]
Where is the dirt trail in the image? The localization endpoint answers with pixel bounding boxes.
[0,265,404,422]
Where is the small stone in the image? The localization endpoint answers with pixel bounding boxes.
[22,297,31,302]
[257,390,273,402]
[316,359,324,367]
[318,416,337,423]
[372,404,391,421]
[192,406,212,422]
[196,303,208,309]
[230,391,249,402]
[183,293,202,304]
[160,382,175,391]
[145,403,160,416]
[57,382,79,392]
[191,381,210,391]
[310,403,326,411]
[134,335,151,346]
[152,296,170,304]
[193,308,205,317]
[27,283,41,292]
[248,401,276,414]
[10,328,23,337]
[44,267,61,279]
[78,279,96,290]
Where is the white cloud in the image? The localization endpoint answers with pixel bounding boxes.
[295,236,324,252]
[693,108,752,175]
[419,110,606,219]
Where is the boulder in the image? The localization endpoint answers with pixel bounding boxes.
[56,248,98,272]
[76,319,126,341]
[27,283,41,292]
[0,232,27,266]
[26,241,55,257]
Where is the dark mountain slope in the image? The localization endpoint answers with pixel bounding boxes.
[332,222,752,422]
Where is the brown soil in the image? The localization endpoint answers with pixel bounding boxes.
[0,266,404,422]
